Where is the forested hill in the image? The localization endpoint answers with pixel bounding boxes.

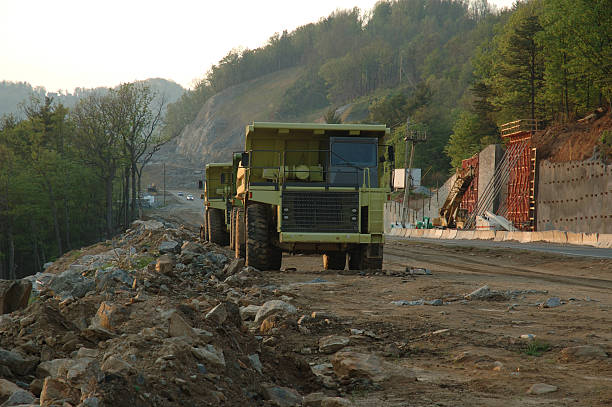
[0,78,185,117]
[167,0,611,183]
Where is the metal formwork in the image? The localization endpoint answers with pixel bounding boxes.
[500,120,538,231]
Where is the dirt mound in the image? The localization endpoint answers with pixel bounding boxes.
[532,108,612,162]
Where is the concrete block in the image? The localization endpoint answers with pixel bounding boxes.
[540,230,555,243]
[531,232,544,242]
[597,234,612,248]
[390,228,401,236]
[431,229,443,239]
[582,233,598,247]
[519,232,532,243]
[400,228,410,238]
[446,229,457,239]
[504,232,522,242]
[475,231,495,240]
[552,230,568,244]
[566,232,583,245]
[413,229,424,237]
[455,230,474,240]
[494,231,507,242]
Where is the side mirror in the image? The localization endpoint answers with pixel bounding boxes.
[241,152,250,167]
[198,180,203,190]
[388,145,395,162]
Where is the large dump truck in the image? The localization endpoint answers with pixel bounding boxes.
[202,162,233,245]
[234,122,393,271]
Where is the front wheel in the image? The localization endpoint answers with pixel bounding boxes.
[323,253,346,270]
[349,244,383,271]
[208,208,229,246]
[245,203,281,270]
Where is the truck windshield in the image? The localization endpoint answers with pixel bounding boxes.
[331,142,377,167]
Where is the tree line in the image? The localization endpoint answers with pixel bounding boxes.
[166,0,610,183]
[0,83,171,278]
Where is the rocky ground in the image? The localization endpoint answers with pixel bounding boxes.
[0,217,610,406]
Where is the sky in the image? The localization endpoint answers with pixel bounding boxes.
[0,0,516,92]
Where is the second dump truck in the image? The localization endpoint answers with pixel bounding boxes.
[232,122,393,271]
[202,162,233,245]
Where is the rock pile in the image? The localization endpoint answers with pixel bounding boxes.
[0,219,355,406]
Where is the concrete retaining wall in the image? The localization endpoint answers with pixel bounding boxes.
[537,159,612,234]
[388,228,612,248]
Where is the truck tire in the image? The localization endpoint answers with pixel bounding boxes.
[349,244,383,271]
[208,208,229,246]
[323,253,346,270]
[246,203,281,270]
[235,207,246,259]
[201,209,209,242]
[229,208,236,251]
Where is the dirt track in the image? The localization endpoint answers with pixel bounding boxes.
[158,202,612,406]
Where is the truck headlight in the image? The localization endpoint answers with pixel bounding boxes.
[283,215,289,220]
[351,216,357,221]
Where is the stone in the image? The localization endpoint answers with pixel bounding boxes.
[391,299,424,306]
[39,377,80,406]
[0,279,32,314]
[76,347,98,359]
[181,241,203,253]
[101,356,135,375]
[321,397,354,407]
[36,358,74,378]
[93,301,129,331]
[3,389,36,405]
[155,255,175,275]
[205,303,228,325]
[465,285,491,300]
[318,335,350,354]
[0,379,21,400]
[261,384,302,407]
[224,258,245,276]
[560,345,608,361]
[542,297,562,308]
[191,345,225,368]
[28,378,44,397]
[139,220,164,230]
[81,396,100,407]
[159,240,181,254]
[239,305,261,321]
[205,252,227,265]
[0,349,37,376]
[303,392,326,407]
[248,354,263,374]
[331,351,385,381]
[65,357,96,382]
[254,300,297,324]
[527,383,558,395]
[167,311,197,341]
[94,268,134,292]
[47,268,95,299]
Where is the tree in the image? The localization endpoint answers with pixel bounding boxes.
[445,110,483,168]
[323,107,342,124]
[496,6,545,120]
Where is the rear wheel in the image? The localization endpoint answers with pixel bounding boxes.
[349,244,383,271]
[234,207,246,259]
[201,209,209,242]
[208,208,229,246]
[229,208,236,251]
[323,252,346,270]
[245,203,281,270]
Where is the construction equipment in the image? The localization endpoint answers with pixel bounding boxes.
[234,122,393,271]
[201,163,233,245]
[436,165,475,228]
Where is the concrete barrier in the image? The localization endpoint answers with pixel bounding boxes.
[494,231,507,241]
[474,230,495,240]
[421,229,434,239]
[431,229,443,239]
[566,232,583,245]
[597,233,612,248]
[455,230,475,240]
[413,229,424,238]
[504,231,523,242]
[540,230,555,243]
[446,229,457,239]
[582,233,598,247]
[530,231,544,242]
[552,230,568,244]
[390,227,401,236]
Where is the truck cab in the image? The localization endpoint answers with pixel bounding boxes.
[234,122,393,271]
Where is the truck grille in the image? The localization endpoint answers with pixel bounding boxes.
[281,191,359,233]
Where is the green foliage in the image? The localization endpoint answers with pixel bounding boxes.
[524,339,551,356]
[323,107,342,124]
[276,70,328,118]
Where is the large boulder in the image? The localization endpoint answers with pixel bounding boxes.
[47,268,94,299]
[39,377,80,406]
[331,351,385,381]
[0,279,31,314]
[261,384,302,407]
[0,348,38,376]
[560,345,608,361]
[319,335,350,354]
[254,300,297,324]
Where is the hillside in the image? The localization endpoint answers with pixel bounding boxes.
[174,67,368,163]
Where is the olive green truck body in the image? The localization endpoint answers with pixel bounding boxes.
[232,122,393,271]
[202,162,233,245]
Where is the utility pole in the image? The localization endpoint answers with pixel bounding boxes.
[403,124,427,226]
[163,162,166,206]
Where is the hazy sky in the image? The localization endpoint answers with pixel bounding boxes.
[0,0,516,92]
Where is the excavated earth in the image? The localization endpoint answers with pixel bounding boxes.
[0,213,610,406]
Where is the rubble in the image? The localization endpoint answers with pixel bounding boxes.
[0,219,333,406]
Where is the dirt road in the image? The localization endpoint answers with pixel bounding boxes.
[158,202,612,406]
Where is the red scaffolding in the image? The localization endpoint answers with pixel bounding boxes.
[500,120,538,231]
